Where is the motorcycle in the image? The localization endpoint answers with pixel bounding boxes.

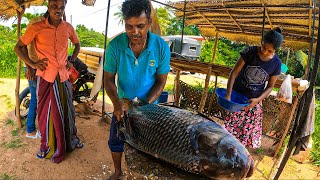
[16,57,97,119]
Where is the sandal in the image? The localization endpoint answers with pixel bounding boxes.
[36,149,47,159]
[76,141,84,149]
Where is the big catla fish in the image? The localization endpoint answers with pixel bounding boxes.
[119,99,254,179]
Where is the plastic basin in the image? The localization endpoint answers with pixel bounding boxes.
[215,88,250,112]
[158,91,169,103]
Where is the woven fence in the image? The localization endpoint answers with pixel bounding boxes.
[178,80,297,142]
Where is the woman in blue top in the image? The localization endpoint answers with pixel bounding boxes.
[224,27,283,149]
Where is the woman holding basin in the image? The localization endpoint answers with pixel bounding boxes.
[224,27,283,149]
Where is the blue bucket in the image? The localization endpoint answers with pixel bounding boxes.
[215,88,250,112]
[158,91,169,103]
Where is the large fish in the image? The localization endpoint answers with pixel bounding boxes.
[119,99,254,179]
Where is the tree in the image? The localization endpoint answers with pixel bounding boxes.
[76,24,107,48]
[155,7,171,35]
[114,6,124,25]
[165,16,200,36]
[199,38,246,67]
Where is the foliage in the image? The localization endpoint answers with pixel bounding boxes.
[286,51,306,78]
[155,7,172,35]
[114,6,124,25]
[0,25,17,45]
[311,101,320,166]
[166,16,200,36]
[0,43,23,78]
[199,38,246,67]
[164,84,174,94]
[76,24,107,48]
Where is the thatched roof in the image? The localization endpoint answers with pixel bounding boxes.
[170,0,319,50]
[0,0,96,21]
[0,0,46,21]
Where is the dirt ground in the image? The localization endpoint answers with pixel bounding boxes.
[0,78,320,180]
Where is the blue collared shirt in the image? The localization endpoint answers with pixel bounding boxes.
[104,31,170,102]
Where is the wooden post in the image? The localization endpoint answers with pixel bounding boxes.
[198,67,212,113]
[211,32,219,64]
[174,70,181,107]
[14,10,24,128]
[285,48,290,65]
[207,75,218,115]
[269,146,288,180]
[305,0,316,79]
[273,95,299,158]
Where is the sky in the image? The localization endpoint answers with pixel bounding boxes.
[0,0,179,38]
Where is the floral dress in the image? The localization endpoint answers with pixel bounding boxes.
[224,103,263,149]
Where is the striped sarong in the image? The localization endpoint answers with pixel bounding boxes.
[37,76,80,163]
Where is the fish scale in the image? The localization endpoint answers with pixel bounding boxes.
[126,105,198,171]
[121,103,254,179]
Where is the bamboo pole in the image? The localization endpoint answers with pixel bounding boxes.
[198,67,212,113]
[211,32,219,64]
[101,0,112,124]
[14,10,24,128]
[305,0,316,79]
[174,70,181,106]
[207,75,218,115]
[273,96,299,158]
[285,48,290,65]
[201,32,219,114]
[304,0,316,79]
[273,3,320,178]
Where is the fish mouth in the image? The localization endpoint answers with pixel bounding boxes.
[245,155,255,178]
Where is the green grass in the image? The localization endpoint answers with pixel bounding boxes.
[0,94,14,109]
[5,119,15,126]
[10,128,19,137]
[255,148,265,154]
[311,100,320,166]
[1,138,24,149]
[0,173,17,180]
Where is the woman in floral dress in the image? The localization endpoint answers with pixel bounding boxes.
[224,27,283,148]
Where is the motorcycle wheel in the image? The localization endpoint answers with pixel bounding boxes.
[15,87,30,119]
[73,77,95,103]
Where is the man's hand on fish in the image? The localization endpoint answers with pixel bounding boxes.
[114,102,128,122]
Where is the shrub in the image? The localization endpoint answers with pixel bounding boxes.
[311,101,320,166]
[0,44,24,78]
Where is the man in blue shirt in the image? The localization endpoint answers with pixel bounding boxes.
[103,0,170,179]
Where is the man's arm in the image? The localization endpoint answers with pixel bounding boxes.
[22,46,36,80]
[70,42,80,62]
[146,73,168,104]
[104,71,123,121]
[14,40,48,71]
